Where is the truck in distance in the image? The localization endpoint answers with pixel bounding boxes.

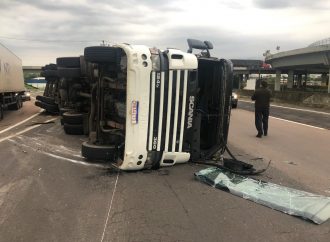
[0,43,25,120]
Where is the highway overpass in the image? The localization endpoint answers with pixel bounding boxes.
[230,59,276,89]
[23,66,42,77]
[265,38,330,93]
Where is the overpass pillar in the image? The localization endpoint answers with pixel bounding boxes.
[275,70,281,91]
[288,70,294,89]
[239,74,244,89]
[304,73,309,88]
[297,74,302,88]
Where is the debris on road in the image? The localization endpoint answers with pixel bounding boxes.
[195,167,330,224]
[283,160,298,166]
[28,120,56,126]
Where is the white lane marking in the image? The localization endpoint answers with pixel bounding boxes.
[100,172,119,242]
[43,152,108,168]
[239,99,330,115]
[7,138,108,168]
[0,117,57,143]
[0,110,43,134]
[0,125,41,143]
[270,116,326,130]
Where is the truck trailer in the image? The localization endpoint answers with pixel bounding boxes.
[0,43,25,120]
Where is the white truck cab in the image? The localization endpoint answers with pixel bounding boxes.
[82,40,233,171]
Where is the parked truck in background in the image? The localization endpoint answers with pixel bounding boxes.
[0,43,25,120]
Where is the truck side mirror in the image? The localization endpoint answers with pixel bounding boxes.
[204,41,213,50]
[187,39,208,53]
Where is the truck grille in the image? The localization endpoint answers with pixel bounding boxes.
[148,70,189,153]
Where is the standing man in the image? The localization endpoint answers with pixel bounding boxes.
[251,80,271,138]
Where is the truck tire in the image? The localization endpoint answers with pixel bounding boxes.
[81,141,117,162]
[63,123,84,135]
[10,97,22,110]
[44,64,57,70]
[60,107,74,116]
[19,98,23,109]
[35,100,42,108]
[60,108,74,125]
[84,46,120,63]
[36,95,56,105]
[43,70,58,78]
[44,102,58,114]
[57,67,81,78]
[35,101,58,114]
[56,57,80,68]
[62,111,84,125]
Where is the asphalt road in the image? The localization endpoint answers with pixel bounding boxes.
[0,101,329,242]
[0,97,41,133]
[237,100,330,130]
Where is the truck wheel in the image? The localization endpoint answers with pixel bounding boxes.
[62,111,84,125]
[44,64,57,70]
[57,67,81,78]
[84,46,120,63]
[35,101,59,114]
[63,123,84,135]
[60,107,74,116]
[19,98,23,109]
[36,95,56,105]
[81,141,117,162]
[43,70,58,78]
[35,100,42,109]
[56,57,80,68]
[10,98,22,110]
[44,103,58,114]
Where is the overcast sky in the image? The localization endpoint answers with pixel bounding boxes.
[0,0,329,66]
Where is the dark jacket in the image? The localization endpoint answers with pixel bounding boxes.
[251,88,271,111]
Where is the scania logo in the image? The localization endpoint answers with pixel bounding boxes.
[187,96,194,129]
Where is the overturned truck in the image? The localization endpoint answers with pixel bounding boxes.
[81,39,233,170]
